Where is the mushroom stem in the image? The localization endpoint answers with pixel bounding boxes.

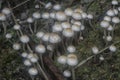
[37,62,49,80]
[72,68,76,80]
[27,44,33,53]
[34,21,37,33]
[104,29,108,45]
[89,20,95,31]
[19,29,23,36]
[38,1,46,6]
[2,22,7,34]
[7,1,24,36]
[39,54,45,69]
[30,76,34,80]
[29,23,34,34]
[111,24,116,37]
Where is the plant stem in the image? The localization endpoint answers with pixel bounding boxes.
[2,22,7,34]
[37,62,49,80]
[111,24,116,37]
[31,76,34,80]
[12,0,30,10]
[29,24,34,34]
[38,1,46,6]
[39,54,44,69]
[34,21,37,33]
[72,68,76,80]
[27,44,33,53]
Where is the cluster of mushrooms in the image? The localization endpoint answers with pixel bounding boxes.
[0,0,120,80]
[91,0,120,61]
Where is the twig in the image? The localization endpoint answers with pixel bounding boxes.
[7,1,24,36]
[38,0,45,6]
[12,0,30,10]
[75,41,120,69]
[27,44,33,53]
[7,1,17,24]
[43,56,64,80]
[37,62,49,80]
[75,55,94,69]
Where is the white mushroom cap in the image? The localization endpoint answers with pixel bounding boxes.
[42,12,50,19]
[35,4,40,9]
[112,17,120,24]
[109,45,117,52]
[63,70,71,77]
[106,9,115,17]
[5,33,12,39]
[67,54,78,66]
[33,12,41,19]
[56,11,67,21]
[42,33,50,42]
[28,68,38,76]
[61,22,71,29]
[13,24,21,30]
[21,52,28,58]
[47,45,54,51]
[24,59,32,66]
[99,56,104,61]
[104,16,111,22]
[87,14,93,19]
[30,55,38,63]
[27,53,34,59]
[111,0,118,5]
[81,12,88,19]
[20,35,30,43]
[53,4,61,10]
[45,2,52,9]
[52,23,63,32]
[62,28,74,37]
[57,55,67,64]
[13,43,21,50]
[0,13,6,21]
[74,8,83,13]
[67,45,76,53]
[106,36,112,41]
[35,44,46,54]
[73,21,82,26]
[27,17,34,23]
[107,25,113,31]
[100,20,109,28]
[80,25,85,31]
[72,24,80,32]
[49,33,61,44]
[113,9,118,15]
[2,8,11,15]
[50,12,56,19]
[72,12,82,20]
[30,57,38,63]
[92,46,99,54]
[36,31,44,39]
[64,8,73,16]
[118,7,120,11]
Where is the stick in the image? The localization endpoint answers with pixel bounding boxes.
[43,56,64,80]
[75,41,120,69]
[12,0,30,10]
